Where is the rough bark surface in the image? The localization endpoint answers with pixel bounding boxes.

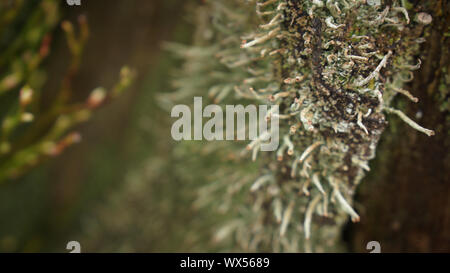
[349,0,449,252]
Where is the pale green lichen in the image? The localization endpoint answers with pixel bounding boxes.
[166,0,435,252]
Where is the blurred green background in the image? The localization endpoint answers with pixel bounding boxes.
[0,0,220,252]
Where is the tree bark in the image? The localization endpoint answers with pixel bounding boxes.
[349,1,450,253]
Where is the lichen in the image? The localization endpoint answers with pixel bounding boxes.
[167,0,435,252]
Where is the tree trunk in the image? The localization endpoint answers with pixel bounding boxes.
[349,1,450,253]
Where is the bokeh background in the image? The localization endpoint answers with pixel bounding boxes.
[0,0,216,252]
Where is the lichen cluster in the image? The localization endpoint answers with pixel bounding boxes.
[167,0,434,252]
